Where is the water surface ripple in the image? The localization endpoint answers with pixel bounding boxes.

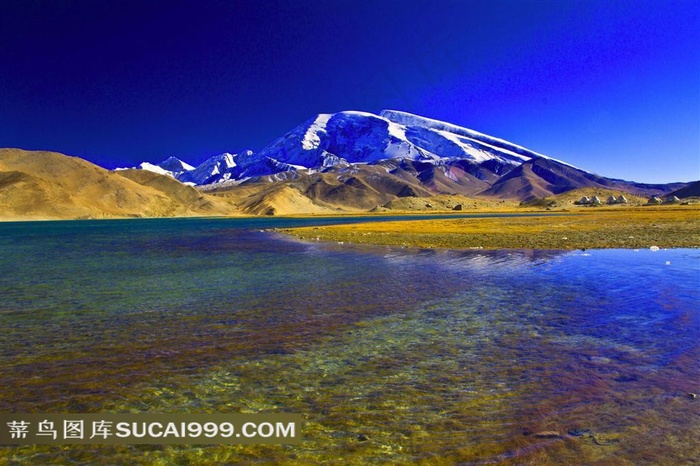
[0,218,698,464]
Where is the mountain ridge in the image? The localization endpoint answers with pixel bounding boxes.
[133,109,688,204]
[1,110,694,218]
[138,110,554,186]
[0,149,241,220]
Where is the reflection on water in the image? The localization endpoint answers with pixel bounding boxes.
[0,219,698,464]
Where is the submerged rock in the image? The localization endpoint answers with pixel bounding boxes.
[533,431,563,439]
[590,433,621,446]
[614,374,639,383]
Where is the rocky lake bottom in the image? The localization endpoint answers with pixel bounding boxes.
[1,217,698,464]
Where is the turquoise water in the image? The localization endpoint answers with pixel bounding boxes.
[0,218,698,464]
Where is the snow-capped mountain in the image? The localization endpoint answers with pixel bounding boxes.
[157,156,195,173]
[237,109,546,180]
[2,111,690,219]
[177,152,243,185]
[139,151,250,185]
[128,110,685,207]
[137,110,564,186]
[137,156,194,178]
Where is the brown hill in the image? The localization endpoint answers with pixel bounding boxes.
[239,185,336,216]
[669,180,700,199]
[206,179,337,215]
[378,159,492,196]
[2,148,691,219]
[479,157,684,201]
[114,169,236,213]
[0,149,239,220]
[206,157,519,215]
[480,158,619,200]
[207,164,439,214]
[205,156,689,214]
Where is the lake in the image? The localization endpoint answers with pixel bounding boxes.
[1,217,698,464]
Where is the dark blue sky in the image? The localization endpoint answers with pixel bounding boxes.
[1,0,698,183]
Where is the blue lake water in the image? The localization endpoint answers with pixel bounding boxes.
[0,217,698,464]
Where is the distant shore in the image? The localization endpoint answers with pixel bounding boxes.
[281,205,700,250]
[3,204,699,251]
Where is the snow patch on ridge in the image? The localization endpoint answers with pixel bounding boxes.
[159,156,195,172]
[133,109,585,186]
[380,109,578,168]
[138,162,172,176]
[302,113,332,150]
[386,121,407,141]
[380,109,545,158]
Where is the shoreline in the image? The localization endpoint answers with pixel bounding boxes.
[279,206,700,251]
[2,205,699,251]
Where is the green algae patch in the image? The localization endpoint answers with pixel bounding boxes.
[282,206,700,250]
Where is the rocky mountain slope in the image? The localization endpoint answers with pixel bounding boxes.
[139,110,687,213]
[2,110,693,218]
[142,110,549,186]
[0,149,239,220]
[669,180,700,199]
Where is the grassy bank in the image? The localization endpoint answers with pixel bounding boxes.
[281,206,700,250]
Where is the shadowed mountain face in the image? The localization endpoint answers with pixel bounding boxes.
[669,181,700,199]
[145,110,538,185]
[482,158,607,199]
[1,111,693,218]
[135,110,688,208]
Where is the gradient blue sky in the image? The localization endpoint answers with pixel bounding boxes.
[1,0,698,183]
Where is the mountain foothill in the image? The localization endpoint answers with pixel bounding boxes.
[1,110,694,220]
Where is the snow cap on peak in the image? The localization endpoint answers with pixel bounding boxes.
[380,109,548,161]
[157,156,195,172]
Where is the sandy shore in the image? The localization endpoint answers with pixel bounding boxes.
[281,205,700,250]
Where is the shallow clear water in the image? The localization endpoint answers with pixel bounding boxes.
[1,218,698,464]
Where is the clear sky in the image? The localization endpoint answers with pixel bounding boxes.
[1,0,698,183]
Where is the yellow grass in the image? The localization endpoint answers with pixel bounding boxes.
[282,205,700,250]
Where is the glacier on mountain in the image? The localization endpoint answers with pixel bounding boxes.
[178,152,241,185]
[157,156,195,173]
[237,110,543,181]
[136,110,563,186]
